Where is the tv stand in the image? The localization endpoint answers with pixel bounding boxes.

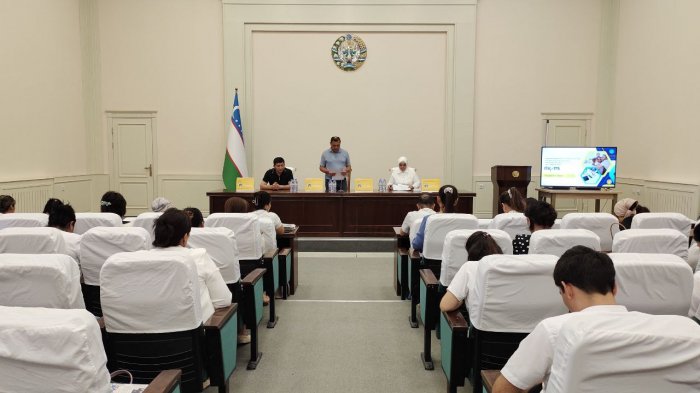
[575,187,601,191]
[535,188,619,214]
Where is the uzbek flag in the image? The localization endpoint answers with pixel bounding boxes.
[222,90,248,190]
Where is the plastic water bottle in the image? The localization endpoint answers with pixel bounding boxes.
[328,179,336,193]
[378,178,386,192]
[290,178,297,192]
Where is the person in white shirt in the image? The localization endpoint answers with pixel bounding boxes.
[151,208,232,322]
[399,193,436,236]
[388,156,421,191]
[493,246,626,393]
[251,190,284,241]
[47,203,81,264]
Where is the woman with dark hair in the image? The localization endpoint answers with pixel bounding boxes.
[223,197,249,213]
[498,187,526,213]
[42,198,64,215]
[439,231,504,312]
[411,185,459,251]
[0,195,16,214]
[183,207,204,228]
[512,200,558,254]
[100,191,127,220]
[151,209,231,321]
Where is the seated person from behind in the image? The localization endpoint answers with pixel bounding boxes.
[512,200,557,255]
[412,185,459,252]
[440,231,503,312]
[388,156,420,191]
[0,195,16,214]
[100,191,127,223]
[151,208,232,321]
[613,198,649,230]
[183,207,204,228]
[47,203,81,263]
[251,191,284,238]
[151,197,173,213]
[399,193,436,236]
[493,246,626,393]
[499,187,526,213]
[42,198,64,215]
[224,196,249,213]
[260,156,294,191]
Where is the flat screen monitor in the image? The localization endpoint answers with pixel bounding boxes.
[540,146,617,189]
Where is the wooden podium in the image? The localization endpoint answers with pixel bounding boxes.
[491,165,532,216]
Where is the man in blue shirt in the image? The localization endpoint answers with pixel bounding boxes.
[319,136,352,191]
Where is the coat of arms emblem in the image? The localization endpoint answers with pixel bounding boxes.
[331,34,367,71]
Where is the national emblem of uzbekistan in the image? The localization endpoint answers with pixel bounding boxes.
[331,34,367,71]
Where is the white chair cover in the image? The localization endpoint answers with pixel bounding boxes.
[0,306,111,393]
[205,213,263,260]
[0,254,84,309]
[548,312,700,393]
[529,229,601,257]
[551,218,562,229]
[631,212,694,233]
[100,250,202,334]
[560,212,619,252]
[688,244,699,271]
[467,254,567,332]
[188,227,241,284]
[422,213,478,260]
[439,229,512,287]
[0,213,48,230]
[689,271,700,319]
[0,227,68,254]
[488,212,530,239]
[79,227,151,286]
[73,212,122,235]
[609,253,693,316]
[477,219,492,229]
[612,229,688,260]
[130,212,163,243]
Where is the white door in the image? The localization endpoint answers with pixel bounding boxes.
[544,117,590,214]
[109,114,156,216]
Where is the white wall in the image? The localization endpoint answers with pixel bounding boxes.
[473,0,603,176]
[612,0,700,184]
[0,0,87,182]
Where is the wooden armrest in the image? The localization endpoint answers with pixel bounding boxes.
[443,310,468,329]
[409,249,421,259]
[419,268,439,285]
[481,370,501,393]
[263,249,279,260]
[241,268,266,285]
[97,317,105,329]
[143,369,182,393]
[278,248,291,257]
[398,247,409,256]
[204,304,238,329]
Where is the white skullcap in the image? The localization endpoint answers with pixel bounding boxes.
[151,197,173,212]
[397,156,408,165]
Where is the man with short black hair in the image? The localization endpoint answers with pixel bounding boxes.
[48,204,81,263]
[319,136,351,191]
[261,156,294,191]
[399,193,436,236]
[493,246,626,393]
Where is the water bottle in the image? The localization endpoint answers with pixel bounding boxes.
[328,179,336,193]
[290,178,297,192]
[378,178,386,192]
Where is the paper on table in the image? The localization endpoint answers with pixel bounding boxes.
[332,173,345,181]
[392,184,411,191]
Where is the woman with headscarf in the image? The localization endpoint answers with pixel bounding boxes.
[387,156,421,191]
[614,198,649,229]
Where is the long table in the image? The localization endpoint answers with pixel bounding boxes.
[207,190,476,237]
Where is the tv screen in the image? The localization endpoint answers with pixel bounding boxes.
[540,147,617,189]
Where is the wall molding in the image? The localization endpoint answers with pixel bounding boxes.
[0,175,110,213]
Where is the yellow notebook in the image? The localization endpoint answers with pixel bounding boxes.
[354,178,374,192]
[421,179,441,192]
[235,177,254,192]
[304,178,325,192]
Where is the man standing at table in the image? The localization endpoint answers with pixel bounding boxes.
[260,156,294,191]
[319,136,351,191]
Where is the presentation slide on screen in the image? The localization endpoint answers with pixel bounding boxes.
[541,147,617,188]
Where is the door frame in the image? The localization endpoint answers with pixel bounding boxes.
[106,111,159,207]
[541,112,593,146]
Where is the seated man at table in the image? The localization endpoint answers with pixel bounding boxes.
[399,193,435,236]
[493,246,626,393]
[260,156,294,191]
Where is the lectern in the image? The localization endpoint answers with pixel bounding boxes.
[491,165,531,216]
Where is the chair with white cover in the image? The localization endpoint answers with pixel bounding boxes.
[487,213,530,240]
[609,253,693,316]
[205,213,281,330]
[560,212,619,252]
[441,254,566,393]
[631,212,694,233]
[689,243,699,271]
[187,227,267,369]
[612,228,688,260]
[551,218,562,229]
[690,271,700,321]
[418,228,511,370]
[0,306,111,393]
[547,312,700,393]
[131,212,163,242]
[529,229,601,257]
[0,254,84,309]
[0,212,48,230]
[0,226,68,255]
[73,212,123,235]
[100,250,239,393]
[478,219,492,230]
[79,227,150,316]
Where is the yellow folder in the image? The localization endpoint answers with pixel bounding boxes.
[235,177,254,192]
[304,178,325,192]
[421,179,441,192]
[354,178,374,192]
